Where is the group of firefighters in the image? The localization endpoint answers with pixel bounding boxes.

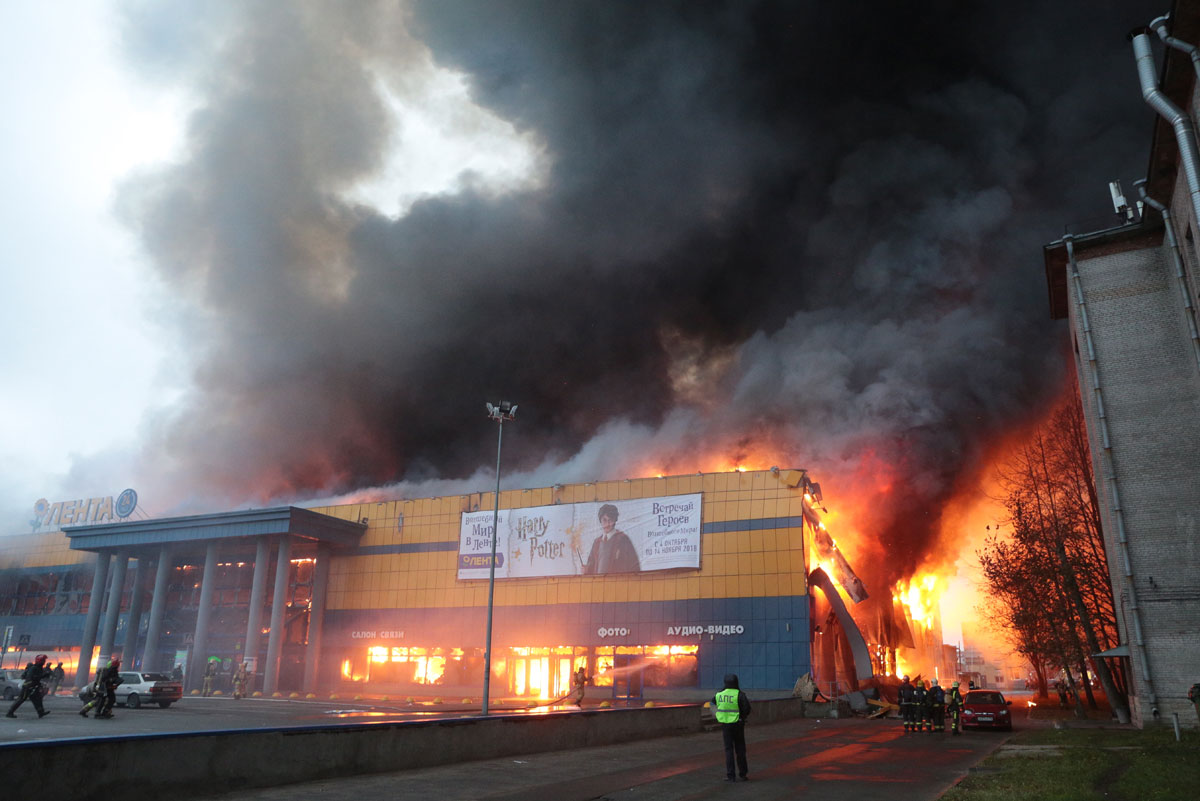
[4,654,128,720]
[5,654,255,720]
[897,675,965,734]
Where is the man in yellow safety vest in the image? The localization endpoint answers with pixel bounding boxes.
[713,673,752,782]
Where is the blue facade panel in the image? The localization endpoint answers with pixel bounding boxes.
[323,594,810,693]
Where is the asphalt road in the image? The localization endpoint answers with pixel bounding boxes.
[184,714,1014,801]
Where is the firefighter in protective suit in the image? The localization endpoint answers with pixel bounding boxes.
[5,654,51,718]
[948,681,965,735]
[80,658,123,718]
[913,679,930,732]
[713,673,751,782]
[898,675,916,731]
[929,677,946,731]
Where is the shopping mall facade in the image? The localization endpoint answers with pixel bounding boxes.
[0,469,819,699]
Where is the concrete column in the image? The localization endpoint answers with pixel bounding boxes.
[188,542,220,692]
[142,545,174,673]
[98,552,129,666]
[243,537,270,672]
[262,536,292,696]
[302,543,332,692]
[122,558,146,668]
[75,552,111,689]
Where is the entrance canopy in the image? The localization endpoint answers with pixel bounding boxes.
[64,506,366,558]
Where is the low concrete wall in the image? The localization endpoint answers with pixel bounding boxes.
[744,696,806,724]
[3,705,702,801]
[4,698,807,800]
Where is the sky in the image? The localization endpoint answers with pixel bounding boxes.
[0,1,1171,643]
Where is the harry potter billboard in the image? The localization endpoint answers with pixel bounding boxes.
[457,493,702,579]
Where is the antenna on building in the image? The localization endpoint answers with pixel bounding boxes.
[1109,180,1137,223]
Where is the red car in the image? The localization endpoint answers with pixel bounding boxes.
[961,690,1013,731]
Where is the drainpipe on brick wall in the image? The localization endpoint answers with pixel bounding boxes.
[1134,179,1200,372]
[1131,25,1200,232]
[1149,14,1200,77]
[1064,234,1158,717]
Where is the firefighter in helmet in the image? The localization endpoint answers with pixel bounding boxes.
[5,654,51,718]
[929,677,946,732]
[80,658,123,718]
[898,675,916,731]
[913,678,930,732]
[948,680,965,735]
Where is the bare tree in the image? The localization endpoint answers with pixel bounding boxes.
[978,387,1128,722]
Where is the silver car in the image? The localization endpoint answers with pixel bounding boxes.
[114,671,183,709]
[0,669,23,700]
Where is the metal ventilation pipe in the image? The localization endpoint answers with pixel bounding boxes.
[1064,233,1157,716]
[1134,178,1200,372]
[1131,25,1200,231]
[1150,14,1200,76]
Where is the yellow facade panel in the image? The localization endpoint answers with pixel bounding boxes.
[750,497,765,520]
[787,528,805,551]
[751,552,766,576]
[736,499,752,520]
[761,497,778,519]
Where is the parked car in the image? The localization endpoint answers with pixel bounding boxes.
[961,690,1013,731]
[114,671,183,708]
[0,669,24,700]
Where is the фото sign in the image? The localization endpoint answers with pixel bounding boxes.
[457,493,702,580]
[30,488,138,530]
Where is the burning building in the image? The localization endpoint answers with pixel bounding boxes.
[0,468,957,700]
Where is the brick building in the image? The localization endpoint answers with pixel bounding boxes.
[1043,1,1200,728]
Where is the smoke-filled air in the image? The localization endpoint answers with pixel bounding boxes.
[58,0,1161,593]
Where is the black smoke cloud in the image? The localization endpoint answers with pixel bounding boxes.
[112,0,1162,579]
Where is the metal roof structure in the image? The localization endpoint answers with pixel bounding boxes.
[64,506,366,556]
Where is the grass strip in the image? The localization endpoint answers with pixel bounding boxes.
[941,726,1199,801]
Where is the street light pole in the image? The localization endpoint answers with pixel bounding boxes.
[482,401,516,715]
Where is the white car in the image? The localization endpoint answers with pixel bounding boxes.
[114,671,183,709]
